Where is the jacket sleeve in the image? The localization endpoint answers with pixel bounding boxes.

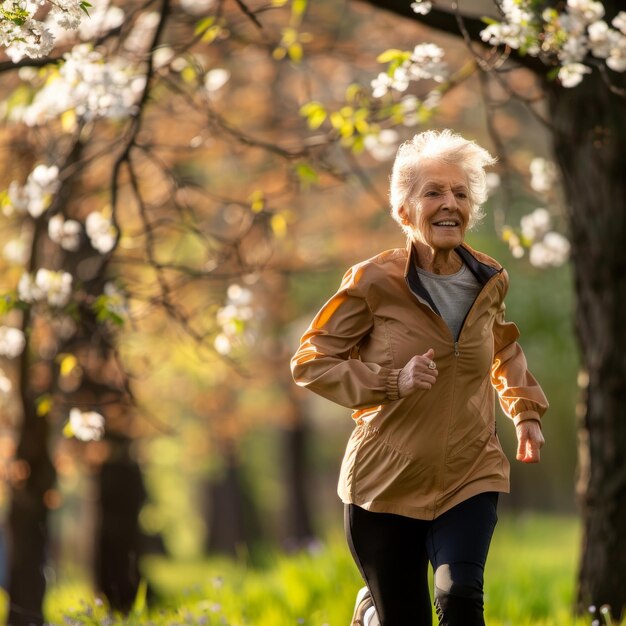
[291,265,402,409]
[491,274,549,426]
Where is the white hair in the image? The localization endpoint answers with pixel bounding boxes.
[389,129,497,237]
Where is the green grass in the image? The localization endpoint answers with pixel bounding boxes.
[0,513,620,625]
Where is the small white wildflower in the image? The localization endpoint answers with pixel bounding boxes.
[0,327,26,358]
[68,408,105,441]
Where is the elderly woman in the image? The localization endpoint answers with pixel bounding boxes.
[291,129,548,626]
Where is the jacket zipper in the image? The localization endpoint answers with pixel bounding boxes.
[452,269,503,358]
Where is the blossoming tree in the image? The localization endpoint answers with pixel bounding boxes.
[2,0,626,622]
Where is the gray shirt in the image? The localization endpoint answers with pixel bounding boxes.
[416,264,482,340]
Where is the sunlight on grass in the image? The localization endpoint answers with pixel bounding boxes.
[0,513,621,625]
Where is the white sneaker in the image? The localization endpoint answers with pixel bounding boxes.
[350,587,373,626]
[364,605,380,626]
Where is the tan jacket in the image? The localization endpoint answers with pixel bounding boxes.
[291,242,548,520]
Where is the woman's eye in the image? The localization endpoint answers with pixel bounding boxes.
[425,191,439,197]
[456,192,467,199]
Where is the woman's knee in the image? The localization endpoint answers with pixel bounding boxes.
[433,564,485,626]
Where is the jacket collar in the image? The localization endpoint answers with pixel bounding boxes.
[403,240,502,313]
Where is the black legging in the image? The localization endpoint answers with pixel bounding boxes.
[344,492,498,626]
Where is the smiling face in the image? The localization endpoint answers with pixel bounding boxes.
[402,160,472,253]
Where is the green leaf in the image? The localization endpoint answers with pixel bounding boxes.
[79,1,93,16]
[292,0,307,17]
[376,48,405,64]
[295,163,319,186]
[132,579,148,615]
[194,16,215,36]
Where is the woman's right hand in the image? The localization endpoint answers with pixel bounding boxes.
[398,348,438,397]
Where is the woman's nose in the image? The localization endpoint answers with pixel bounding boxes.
[440,189,457,208]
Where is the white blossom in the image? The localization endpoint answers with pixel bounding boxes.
[566,0,605,24]
[3,239,29,266]
[80,4,125,40]
[364,129,400,161]
[68,408,105,441]
[607,40,626,72]
[613,12,626,35]
[6,164,60,218]
[529,232,571,268]
[102,282,128,317]
[410,1,432,16]
[0,369,12,395]
[85,211,118,254]
[123,11,160,54]
[180,0,215,15]
[408,43,448,82]
[558,62,591,87]
[48,215,82,251]
[226,284,252,307]
[529,157,557,194]
[0,327,26,359]
[477,0,626,84]
[371,72,394,98]
[204,68,231,94]
[2,18,55,62]
[521,208,552,242]
[400,95,420,126]
[20,45,146,126]
[214,333,232,355]
[18,269,73,307]
[0,0,87,60]
[486,172,501,196]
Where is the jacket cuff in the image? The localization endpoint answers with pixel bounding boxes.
[513,410,542,427]
[385,369,402,401]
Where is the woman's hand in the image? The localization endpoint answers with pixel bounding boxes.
[398,348,438,397]
[515,420,545,463]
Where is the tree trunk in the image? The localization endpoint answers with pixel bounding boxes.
[205,446,263,557]
[282,421,315,549]
[7,401,55,626]
[94,439,146,613]
[546,66,626,618]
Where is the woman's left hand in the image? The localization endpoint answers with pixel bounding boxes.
[515,420,545,463]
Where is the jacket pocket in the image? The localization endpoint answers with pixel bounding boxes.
[351,431,439,504]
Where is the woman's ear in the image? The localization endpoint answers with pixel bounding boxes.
[399,206,411,226]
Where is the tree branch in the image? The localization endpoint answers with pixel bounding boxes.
[353,0,548,76]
